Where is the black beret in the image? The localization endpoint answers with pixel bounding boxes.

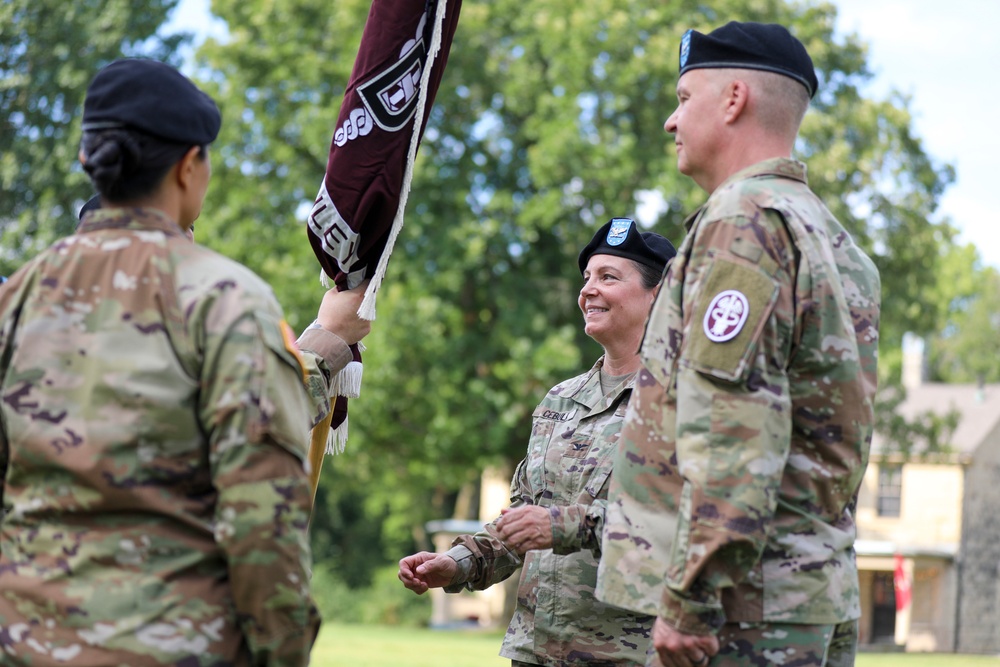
[82,59,221,145]
[578,218,677,275]
[679,22,818,98]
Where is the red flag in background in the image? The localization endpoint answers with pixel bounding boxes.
[304,0,462,480]
[893,553,912,612]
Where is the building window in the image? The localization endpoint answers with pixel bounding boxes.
[877,465,902,517]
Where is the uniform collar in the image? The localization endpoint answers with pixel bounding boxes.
[716,156,808,194]
[564,355,636,412]
[683,157,808,232]
[77,206,188,237]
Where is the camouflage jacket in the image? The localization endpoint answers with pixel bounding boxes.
[0,208,350,666]
[595,158,881,635]
[445,357,654,667]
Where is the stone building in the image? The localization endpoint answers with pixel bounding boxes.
[856,335,1000,653]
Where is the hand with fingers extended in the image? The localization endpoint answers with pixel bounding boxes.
[651,617,720,667]
[495,505,553,556]
[397,551,458,595]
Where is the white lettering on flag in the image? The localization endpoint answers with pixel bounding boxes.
[307,181,363,272]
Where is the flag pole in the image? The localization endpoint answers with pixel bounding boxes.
[308,402,335,505]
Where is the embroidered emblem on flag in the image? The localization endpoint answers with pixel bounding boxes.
[357,33,427,132]
[703,289,749,342]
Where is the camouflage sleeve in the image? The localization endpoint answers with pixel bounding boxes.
[442,458,531,592]
[444,521,524,592]
[0,271,27,525]
[660,212,793,635]
[0,401,6,516]
[296,326,353,428]
[0,329,7,515]
[549,498,606,557]
[661,369,789,633]
[442,544,478,590]
[199,299,321,666]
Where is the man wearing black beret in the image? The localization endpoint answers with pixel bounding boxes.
[596,21,881,667]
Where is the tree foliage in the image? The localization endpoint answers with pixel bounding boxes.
[187,0,971,581]
[928,267,1000,383]
[1,0,991,587]
[0,0,187,272]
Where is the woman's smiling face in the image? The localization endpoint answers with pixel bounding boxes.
[578,254,655,348]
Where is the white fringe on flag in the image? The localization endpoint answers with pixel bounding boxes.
[329,359,364,399]
[357,0,450,321]
[324,342,365,455]
[326,415,350,455]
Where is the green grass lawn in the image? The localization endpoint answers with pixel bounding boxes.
[312,623,506,666]
[312,623,1000,666]
[857,655,1000,667]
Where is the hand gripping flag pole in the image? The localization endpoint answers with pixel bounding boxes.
[304,0,462,502]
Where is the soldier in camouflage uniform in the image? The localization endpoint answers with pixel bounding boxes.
[0,59,371,666]
[398,219,676,667]
[594,23,881,667]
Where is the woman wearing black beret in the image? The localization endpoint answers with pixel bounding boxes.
[0,58,372,666]
[400,218,677,667]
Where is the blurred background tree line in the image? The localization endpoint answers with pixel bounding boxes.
[3,0,998,623]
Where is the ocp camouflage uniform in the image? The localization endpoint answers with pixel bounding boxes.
[445,357,654,667]
[0,208,351,666]
[595,158,881,657]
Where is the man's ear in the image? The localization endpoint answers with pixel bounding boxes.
[78,149,87,165]
[175,146,202,191]
[723,79,750,124]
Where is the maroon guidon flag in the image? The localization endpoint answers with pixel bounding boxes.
[304,0,462,469]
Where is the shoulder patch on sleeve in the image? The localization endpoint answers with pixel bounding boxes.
[702,290,750,342]
[257,312,308,384]
[280,320,308,383]
[684,259,778,382]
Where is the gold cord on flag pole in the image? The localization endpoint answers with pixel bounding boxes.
[308,399,336,505]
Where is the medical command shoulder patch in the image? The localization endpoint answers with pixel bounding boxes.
[685,260,778,382]
[703,289,749,342]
